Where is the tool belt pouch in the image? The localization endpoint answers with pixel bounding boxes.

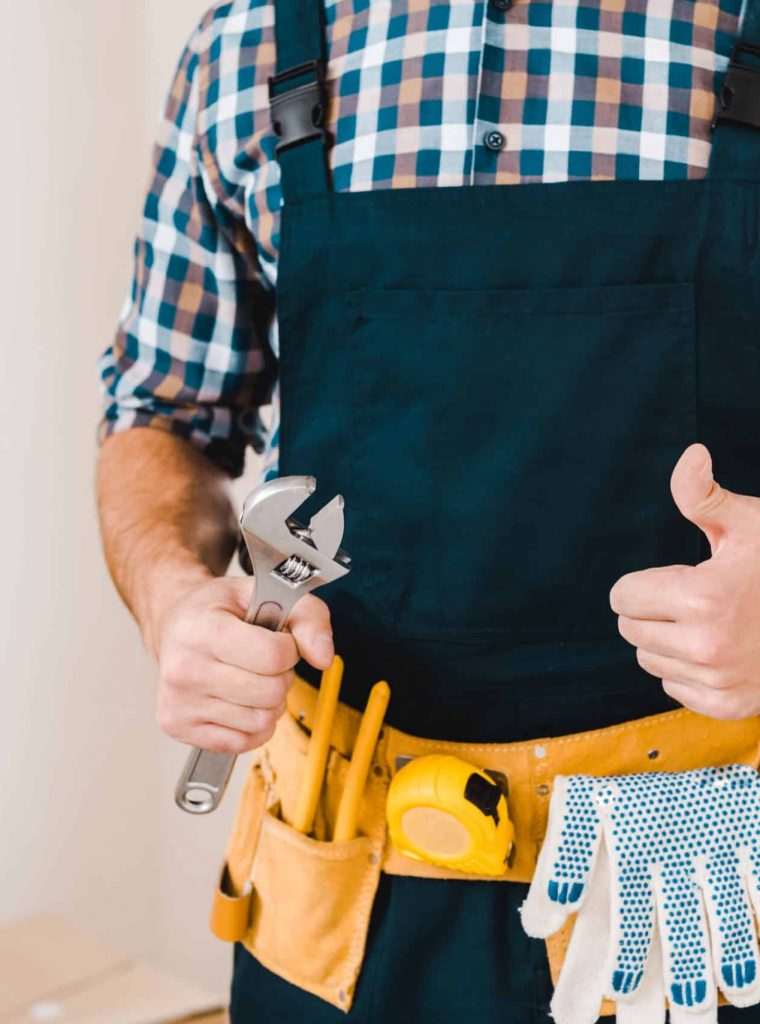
[213,678,760,1018]
[211,711,386,1013]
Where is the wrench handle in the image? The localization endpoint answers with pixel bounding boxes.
[174,590,289,814]
[174,747,238,815]
[245,599,289,631]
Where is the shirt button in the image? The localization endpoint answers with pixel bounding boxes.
[491,0,513,10]
[483,129,506,152]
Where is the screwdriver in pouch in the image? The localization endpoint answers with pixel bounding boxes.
[333,680,391,842]
[292,655,344,835]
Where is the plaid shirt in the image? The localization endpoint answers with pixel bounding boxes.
[100,0,745,478]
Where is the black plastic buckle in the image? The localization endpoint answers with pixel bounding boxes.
[713,41,760,131]
[268,60,329,154]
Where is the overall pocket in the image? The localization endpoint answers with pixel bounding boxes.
[345,282,698,639]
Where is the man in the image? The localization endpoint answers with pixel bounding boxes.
[97,0,760,1020]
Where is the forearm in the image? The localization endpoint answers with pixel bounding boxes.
[96,429,238,656]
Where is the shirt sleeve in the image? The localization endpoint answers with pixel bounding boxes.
[98,19,276,478]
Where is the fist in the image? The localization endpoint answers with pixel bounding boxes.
[611,444,760,720]
[155,576,334,753]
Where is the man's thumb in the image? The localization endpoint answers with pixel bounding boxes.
[670,443,738,553]
[288,595,335,671]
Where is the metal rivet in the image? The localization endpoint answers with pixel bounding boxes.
[537,784,550,796]
[534,745,547,759]
[338,991,347,1004]
[372,765,384,777]
[648,749,660,760]
[369,853,380,866]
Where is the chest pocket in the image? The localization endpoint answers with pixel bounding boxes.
[344,281,698,641]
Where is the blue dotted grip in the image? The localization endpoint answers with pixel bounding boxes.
[543,765,760,1007]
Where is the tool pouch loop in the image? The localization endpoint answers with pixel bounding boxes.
[211,710,387,1013]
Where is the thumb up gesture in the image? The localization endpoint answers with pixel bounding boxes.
[611,444,760,720]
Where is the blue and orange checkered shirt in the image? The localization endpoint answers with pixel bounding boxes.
[99,0,745,478]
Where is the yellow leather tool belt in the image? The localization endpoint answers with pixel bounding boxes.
[212,675,760,1014]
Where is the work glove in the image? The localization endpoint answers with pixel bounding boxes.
[520,765,760,1024]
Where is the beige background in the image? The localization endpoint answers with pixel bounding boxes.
[0,0,252,1000]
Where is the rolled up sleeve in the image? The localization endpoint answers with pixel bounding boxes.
[98,17,276,478]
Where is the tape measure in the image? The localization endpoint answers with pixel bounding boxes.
[386,754,516,877]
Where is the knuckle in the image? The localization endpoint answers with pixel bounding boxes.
[155,705,179,738]
[708,692,745,721]
[171,610,206,648]
[617,616,637,643]
[255,646,280,677]
[209,620,240,665]
[252,707,278,733]
[661,679,679,701]
[161,650,195,689]
[251,723,277,750]
[259,636,297,676]
[693,632,726,667]
[703,665,732,690]
[686,590,716,619]
[272,700,288,719]
[259,672,293,709]
[230,731,256,755]
[636,648,658,674]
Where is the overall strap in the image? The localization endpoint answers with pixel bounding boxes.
[269,0,331,202]
[710,0,760,180]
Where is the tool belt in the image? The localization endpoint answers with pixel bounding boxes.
[211,675,760,1014]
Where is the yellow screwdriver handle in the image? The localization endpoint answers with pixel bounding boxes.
[333,680,391,842]
[292,655,344,834]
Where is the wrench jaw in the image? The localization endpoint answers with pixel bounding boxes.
[240,476,351,629]
[307,495,346,561]
[240,475,316,533]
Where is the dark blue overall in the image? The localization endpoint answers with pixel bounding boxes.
[231,1,760,1020]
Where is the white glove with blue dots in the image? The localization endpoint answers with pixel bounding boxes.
[520,765,760,1024]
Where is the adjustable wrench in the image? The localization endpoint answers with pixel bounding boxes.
[175,475,351,814]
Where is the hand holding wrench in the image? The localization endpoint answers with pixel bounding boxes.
[175,475,351,814]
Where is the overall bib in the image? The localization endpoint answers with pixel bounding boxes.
[230,0,760,1020]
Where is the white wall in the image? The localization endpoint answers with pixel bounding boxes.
[141,1,260,996]
[0,0,252,1001]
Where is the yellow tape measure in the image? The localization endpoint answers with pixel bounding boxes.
[386,754,516,877]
